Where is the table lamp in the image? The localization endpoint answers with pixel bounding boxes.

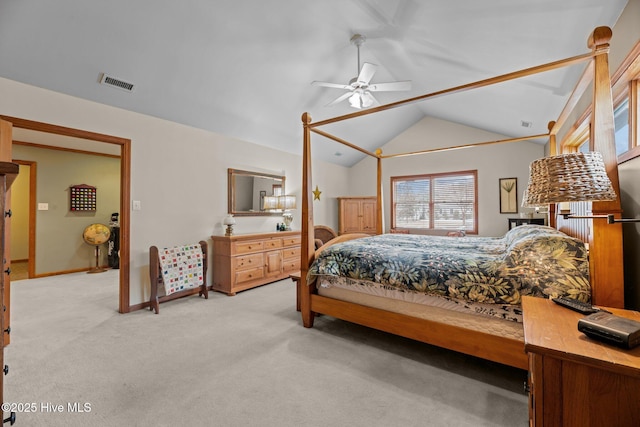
[277,195,297,230]
[223,214,236,236]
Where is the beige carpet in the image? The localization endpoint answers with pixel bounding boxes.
[4,270,528,426]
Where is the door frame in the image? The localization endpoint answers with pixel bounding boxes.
[11,160,36,279]
[1,115,132,313]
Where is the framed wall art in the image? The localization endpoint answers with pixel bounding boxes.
[70,184,97,211]
[499,178,517,214]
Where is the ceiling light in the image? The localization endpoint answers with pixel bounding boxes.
[348,90,375,109]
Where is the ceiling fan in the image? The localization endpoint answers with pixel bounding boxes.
[312,34,411,109]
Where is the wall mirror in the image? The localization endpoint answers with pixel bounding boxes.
[228,168,285,216]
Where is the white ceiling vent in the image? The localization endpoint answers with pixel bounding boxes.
[99,73,135,92]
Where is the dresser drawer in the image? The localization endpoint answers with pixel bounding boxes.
[263,239,283,250]
[234,241,264,254]
[233,253,264,271]
[283,236,301,246]
[283,247,300,259]
[235,266,264,284]
[283,258,300,272]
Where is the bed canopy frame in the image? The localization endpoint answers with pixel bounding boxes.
[299,27,624,369]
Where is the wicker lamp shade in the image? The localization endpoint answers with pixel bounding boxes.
[522,152,617,207]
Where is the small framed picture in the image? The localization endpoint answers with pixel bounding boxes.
[499,178,518,213]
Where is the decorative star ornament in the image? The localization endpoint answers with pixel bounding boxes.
[312,185,322,201]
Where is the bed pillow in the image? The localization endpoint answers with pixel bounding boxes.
[502,228,591,302]
[503,224,563,248]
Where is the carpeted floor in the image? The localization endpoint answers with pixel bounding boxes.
[4,270,528,426]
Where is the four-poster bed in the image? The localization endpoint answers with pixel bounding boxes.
[298,27,625,370]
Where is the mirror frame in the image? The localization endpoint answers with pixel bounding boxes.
[228,168,285,216]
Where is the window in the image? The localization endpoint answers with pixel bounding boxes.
[614,98,630,156]
[391,170,477,233]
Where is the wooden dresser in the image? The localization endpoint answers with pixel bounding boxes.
[522,296,640,427]
[211,231,300,295]
[338,196,377,235]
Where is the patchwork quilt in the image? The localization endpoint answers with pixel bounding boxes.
[158,244,204,296]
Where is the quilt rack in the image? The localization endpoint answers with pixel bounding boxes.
[149,240,208,314]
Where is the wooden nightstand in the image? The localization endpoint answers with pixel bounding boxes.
[522,296,640,426]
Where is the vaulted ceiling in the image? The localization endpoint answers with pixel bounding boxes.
[0,0,629,166]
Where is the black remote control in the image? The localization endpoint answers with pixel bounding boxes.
[551,296,606,315]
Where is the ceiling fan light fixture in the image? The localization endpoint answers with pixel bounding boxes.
[363,91,375,108]
[348,92,362,108]
[313,33,410,108]
[348,91,375,109]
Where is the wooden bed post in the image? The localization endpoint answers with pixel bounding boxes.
[375,149,384,234]
[547,121,558,229]
[588,26,624,308]
[300,112,316,327]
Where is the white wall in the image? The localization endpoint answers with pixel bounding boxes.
[348,116,545,237]
[0,76,349,306]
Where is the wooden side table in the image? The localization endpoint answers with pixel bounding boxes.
[522,296,640,426]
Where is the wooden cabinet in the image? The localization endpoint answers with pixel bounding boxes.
[522,296,640,427]
[211,231,300,295]
[338,197,377,235]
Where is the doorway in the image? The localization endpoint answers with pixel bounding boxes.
[1,115,131,313]
[10,160,35,280]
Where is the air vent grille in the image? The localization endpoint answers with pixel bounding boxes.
[100,73,135,92]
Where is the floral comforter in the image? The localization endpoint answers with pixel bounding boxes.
[308,225,591,305]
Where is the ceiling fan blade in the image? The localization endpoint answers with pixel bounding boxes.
[325,91,354,107]
[311,81,352,90]
[368,80,412,92]
[357,62,377,85]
